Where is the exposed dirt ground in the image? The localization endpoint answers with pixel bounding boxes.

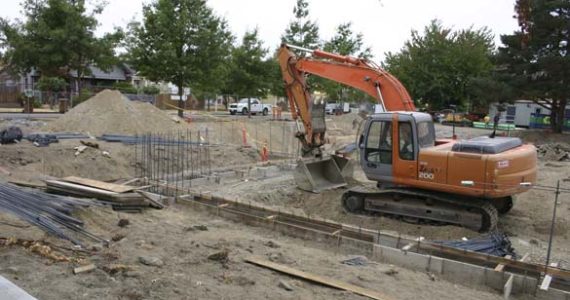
[1,203,531,300]
[0,100,568,299]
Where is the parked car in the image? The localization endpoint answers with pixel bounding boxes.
[229,98,272,116]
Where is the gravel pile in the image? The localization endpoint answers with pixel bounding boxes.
[47,90,187,136]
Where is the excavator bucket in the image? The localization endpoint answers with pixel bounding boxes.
[294,155,349,193]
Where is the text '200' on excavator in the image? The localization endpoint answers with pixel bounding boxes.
[278,44,537,232]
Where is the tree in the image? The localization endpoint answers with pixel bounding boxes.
[0,0,121,93]
[225,29,273,116]
[320,22,373,102]
[383,20,495,111]
[281,0,320,50]
[497,0,569,133]
[127,0,233,117]
[37,76,66,107]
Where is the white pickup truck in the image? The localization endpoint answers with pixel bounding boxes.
[229,98,272,116]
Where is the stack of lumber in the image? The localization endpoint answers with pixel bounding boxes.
[45,176,162,212]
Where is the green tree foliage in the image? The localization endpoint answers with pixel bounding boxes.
[281,0,320,50]
[319,22,373,102]
[267,57,286,99]
[383,20,495,111]
[0,0,121,91]
[226,29,272,99]
[37,76,66,92]
[112,82,137,94]
[142,85,161,95]
[127,0,233,117]
[497,0,569,133]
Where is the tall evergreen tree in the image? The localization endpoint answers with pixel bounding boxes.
[226,29,272,99]
[497,0,569,132]
[281,0,320,50]
[127,0,233,117]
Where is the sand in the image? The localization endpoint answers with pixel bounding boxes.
[47,90,189,136]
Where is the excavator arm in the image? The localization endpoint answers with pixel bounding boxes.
[278,44,416,154]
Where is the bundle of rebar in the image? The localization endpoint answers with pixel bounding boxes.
[0,183,105,246]
[100,134,208,145]
[435,232,516,258]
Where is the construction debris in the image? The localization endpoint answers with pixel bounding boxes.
[0,126,23,144]
[73,264,96,274]
[0,183,105,246]
[138,256,164,267]
[117,219,130,227]
[341,256,373,266]
[536,143,570,161]
[80,140,99,149]
[278,279,294,291]
[208,250,230,263]
[435,232,516,258]
[25,132,90,147]
[45,176,150,211]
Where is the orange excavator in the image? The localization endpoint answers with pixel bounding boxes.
[278,44,537,232]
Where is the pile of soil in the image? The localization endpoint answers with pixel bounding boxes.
[47,90,188,136]
[536,143,570,161]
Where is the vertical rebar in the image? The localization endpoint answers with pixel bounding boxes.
[206,128,211,175]
[281,122,285,156]
[198,130,202,176]
[269,121,272,155]
[190,130,194,179]
[134,133,138,180]
[186,129,191,193]
[177,130,182,195]
[545,180,561,271]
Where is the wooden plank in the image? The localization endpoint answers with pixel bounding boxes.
[136,191,166,209]
[73,264,96,274]
[46,180,145,204]
[494,255,512,272]
[245,257,391,300]
[61,176,136,193]
[0,275,38,300]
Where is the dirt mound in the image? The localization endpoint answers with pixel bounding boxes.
[536,143,570,161]
[47,90,188,136]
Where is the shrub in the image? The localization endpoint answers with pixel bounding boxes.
[112,82,138,94]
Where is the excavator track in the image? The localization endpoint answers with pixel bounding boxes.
[342,186,498,232]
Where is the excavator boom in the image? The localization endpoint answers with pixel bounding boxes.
[278,44,415,154]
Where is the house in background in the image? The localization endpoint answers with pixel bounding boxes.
[489,100,570,130]
[0,63,140,107]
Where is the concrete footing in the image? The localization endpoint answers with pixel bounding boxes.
[178,194,570,300]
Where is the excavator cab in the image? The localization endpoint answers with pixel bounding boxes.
[360,112,435,184]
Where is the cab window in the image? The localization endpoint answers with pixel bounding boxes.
[365,121,392,164]
[399,122,414,160]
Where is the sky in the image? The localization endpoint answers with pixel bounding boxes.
[1,0,520,62]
